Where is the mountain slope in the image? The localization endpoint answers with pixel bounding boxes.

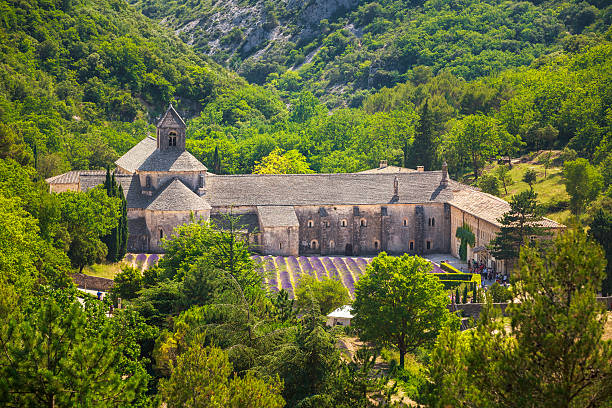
[129,0,611,106]
[0,0,284,174]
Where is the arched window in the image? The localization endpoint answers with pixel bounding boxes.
[341,219,347,227]
[307,220,313,228]
[159,229,164,240]
[374,240,379,250]
[432,217,435,227]
[403,219,408,227]
[427,240,432,250]
[279,242,283,250]
[428,218,431,226]
[168,131,177,147]
[360,218,367,227]
[329,240,335,249]
[409,241,414,251]
[311,240,318,250]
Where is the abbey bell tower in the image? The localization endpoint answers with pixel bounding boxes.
[156,104,186,152]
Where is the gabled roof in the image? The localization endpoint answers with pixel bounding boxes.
[157,104,186,128]
[115,136,207,173]
[138,149,207,172]
[327,305,353,319]
[115,136,157,173]
[257,206,299,227]
[448,188,564,228]
[204,171,454,207]
[147,178,211,211]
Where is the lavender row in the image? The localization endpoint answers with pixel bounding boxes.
[297,256,316,278]
[286,256,304,287]
[275,257,294,297]
[321,257,340,281]
[310,257,328,280]
[331,258,356,297]
[262,256,279,292]
[345,257,364,278]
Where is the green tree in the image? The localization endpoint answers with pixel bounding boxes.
[157,215,261,292]
[478,173,500,196]
[0,296,146,407]
[444,114,519,180]
[540,151,553,178]
[428,230,612,407]
[563,158,603,216]
[253,147,314,174]
[489,189,548,265]
[111,265,142,301]
[352,253,455,368]
[522,168,537,188]
[409,99,435,170]
[159,342,284,408]
[495,165,513,195]
[488,281,512,302]
[58,188,121,272]
[589,209,612,296]
[455,223,475,261]
[294,275,351,316]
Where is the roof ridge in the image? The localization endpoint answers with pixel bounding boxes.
[209,171,444,178]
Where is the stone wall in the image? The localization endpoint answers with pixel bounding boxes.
[145,209,210,252]
[49,183,79,193]
[139,170,206,194]
[293,203,450,256]
[261,226,300,256]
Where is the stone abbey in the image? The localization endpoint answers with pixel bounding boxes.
[47,105,562,272]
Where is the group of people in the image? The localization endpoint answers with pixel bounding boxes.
[468,259,508,285]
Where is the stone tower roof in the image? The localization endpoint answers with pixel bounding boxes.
[157,104,186,128]
[147,178,211,211]
[115,136,206,173]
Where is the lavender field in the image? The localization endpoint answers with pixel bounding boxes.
[124,253,446,299]
[251,255,374,298]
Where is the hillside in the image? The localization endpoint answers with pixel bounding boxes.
[0,0,283,176]
[130,0,611,106]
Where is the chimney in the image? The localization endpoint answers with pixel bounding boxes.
[416,165,424,172]
[441,161,448,187]
[379,160,388,169]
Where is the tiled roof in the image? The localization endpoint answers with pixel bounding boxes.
[137,149,207,172]
[45,170,105,184]
[204,172,454,207]
[157,104,186,128]
[79,173,150,209]
[115,137,157,173]
[448,189,564,228]
[147,178,211,211]
[257,206,299,227]
[115,136,207,173]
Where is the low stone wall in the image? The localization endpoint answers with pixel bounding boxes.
[72,273,114,292]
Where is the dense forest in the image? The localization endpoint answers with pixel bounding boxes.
[130,0,611,105]
[0,0,611,406]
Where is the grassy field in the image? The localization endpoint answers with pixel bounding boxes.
[485,151,570,224]
[82,262,124,279]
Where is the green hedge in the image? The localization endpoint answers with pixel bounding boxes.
[433,272,481,290]
[440,262,462,273]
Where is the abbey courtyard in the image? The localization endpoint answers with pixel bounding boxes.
[47,105,563,273]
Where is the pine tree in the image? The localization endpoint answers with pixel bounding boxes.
[489,189,549,266]
[409,99,436,170]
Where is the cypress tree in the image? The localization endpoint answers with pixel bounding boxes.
[455,287,460,304]
[409,99,436,170]
[462,284,468,304]
[213,146,221,174]
[102,168,128,262]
